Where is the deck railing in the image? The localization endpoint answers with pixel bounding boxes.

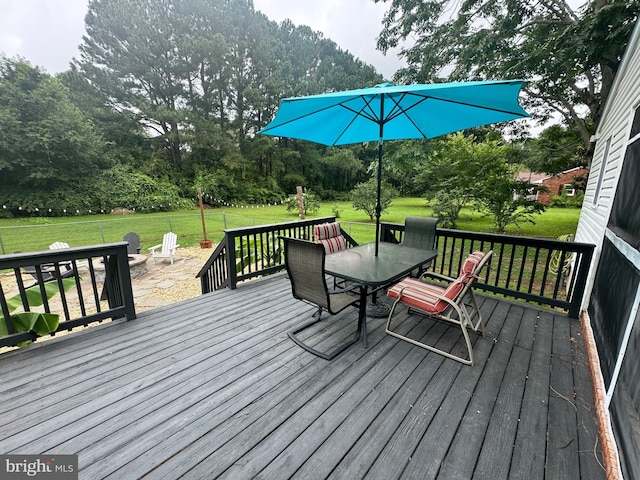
[382,222,594,318]
[197,216,358,292]
[0,242,136,348]
[198,218,594,318]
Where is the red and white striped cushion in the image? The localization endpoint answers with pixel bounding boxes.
[314,222,347,253]
[461,251,485,282]
[314,222,342,240]
[388,277,464,314]
[318,236,347,253]
[387,251,486,314]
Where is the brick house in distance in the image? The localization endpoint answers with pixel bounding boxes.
[516,167,589,205]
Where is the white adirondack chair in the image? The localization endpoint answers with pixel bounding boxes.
[49,241,71,250]
[47,241,85,270]
[148,232,180,264]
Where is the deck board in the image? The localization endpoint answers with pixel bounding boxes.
[0,273,606,479]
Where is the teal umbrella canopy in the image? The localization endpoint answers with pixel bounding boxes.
[259,80,529,255]
[259,80,529,145]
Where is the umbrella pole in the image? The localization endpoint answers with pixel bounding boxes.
[375,137,383,257]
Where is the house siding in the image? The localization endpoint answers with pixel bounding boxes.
[574,18,640,480]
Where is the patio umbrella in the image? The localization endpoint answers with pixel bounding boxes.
[259,80,529,256]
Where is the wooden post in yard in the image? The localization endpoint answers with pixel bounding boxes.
[198,188,212,248]
[296,186,305,220]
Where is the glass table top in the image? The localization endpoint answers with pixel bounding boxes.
[324,242,437,286]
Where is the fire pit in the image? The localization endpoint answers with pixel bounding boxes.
[92,253,148,282]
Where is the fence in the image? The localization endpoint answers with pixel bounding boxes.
[197,217,359,292]
[199,219,594,318]
[0,212,300,254]
[0,243,136,348]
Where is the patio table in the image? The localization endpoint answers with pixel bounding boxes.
[324,242,437,349]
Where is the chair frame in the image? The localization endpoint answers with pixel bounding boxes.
[281,236,362,360]
[386,250,492,366]
[148,232,180,264]
[123,232,142,254]
[402,216,438,277]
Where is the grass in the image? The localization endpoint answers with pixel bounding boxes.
[0,198,581,254]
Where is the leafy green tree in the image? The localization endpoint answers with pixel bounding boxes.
[0,57,107,214]
[523,124,587,173]
[60,67,153,170]
[93,164,189,212]
[413,133,511,227]
[76,0,382,185]
[475,172,546,233]
[317,147,365,197]
[431,189,467,229]
[376,0,640,157]
[78,0,192,170]
[284,190,320,215]
[351,179,398,221]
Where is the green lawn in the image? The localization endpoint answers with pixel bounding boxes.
[0,198,581,254]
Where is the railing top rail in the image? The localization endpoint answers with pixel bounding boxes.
[0,242,129,268]
[196,239,227,278]
[223,216,337,235]
[436,228,595,251]
[381,222,594,252]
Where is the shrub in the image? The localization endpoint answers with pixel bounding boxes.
[284,190,320,215]
[351,179,397,221]
[550,190,584,208]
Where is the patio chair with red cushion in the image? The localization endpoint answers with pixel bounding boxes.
[385,250,492,365]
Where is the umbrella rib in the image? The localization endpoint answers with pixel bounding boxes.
[381,92,529,139]
[409,92,529,117]
[259,101,345,132]
[386,94,428,133]
[332,95,382,144]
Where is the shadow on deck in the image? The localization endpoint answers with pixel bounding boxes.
[0,273,604,479]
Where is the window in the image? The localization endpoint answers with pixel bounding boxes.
[593,136,611,206]
[562,184,575,196]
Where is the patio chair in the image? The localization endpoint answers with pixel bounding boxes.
[23,261,76,288]
[48,241,90,270]
[313,221,348,254]
[313,221,352,287]
[281,236,362,360]
[148,232,180,264]
[123,232,142,254]
[386,250,493,366]
[402,216,438,277]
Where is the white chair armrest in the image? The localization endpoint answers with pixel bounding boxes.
[148,244,162,253]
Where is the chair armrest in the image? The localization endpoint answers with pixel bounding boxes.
[328,283,360,295]
[148,244,162,252]
[421,271,455,283]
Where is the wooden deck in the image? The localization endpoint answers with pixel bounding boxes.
[0,273,604,479]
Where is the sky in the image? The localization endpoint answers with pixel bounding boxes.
[0,0,404,80]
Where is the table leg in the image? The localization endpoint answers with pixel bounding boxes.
[359,285,368,348]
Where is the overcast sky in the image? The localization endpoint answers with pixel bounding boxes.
[0,0,404,79]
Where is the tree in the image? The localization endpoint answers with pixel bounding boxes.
[412,133,513,227]
[522,124,587,173]
[0,57,106,213]
[351,179,397,220]
[76,0,382,182]
[375,0,640,159]
[476,178,546,233]
[78,0,193,171]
